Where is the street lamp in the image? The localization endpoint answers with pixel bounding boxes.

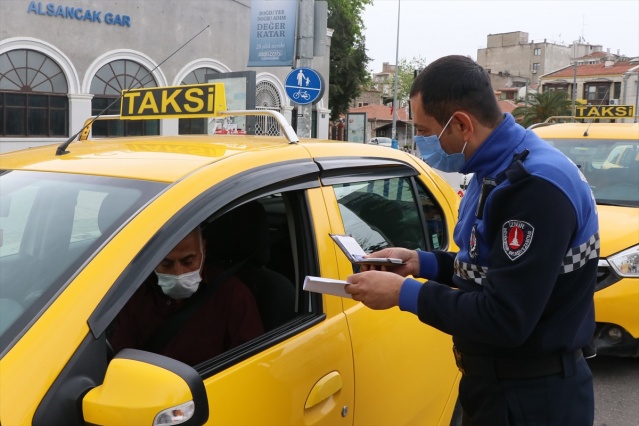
[391,0,400,141]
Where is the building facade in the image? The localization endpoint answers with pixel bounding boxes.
[348,104,411,147]
[0,0,333,153]
[475,30,629,93]
[478,31,578,85]
[540,59,639,121]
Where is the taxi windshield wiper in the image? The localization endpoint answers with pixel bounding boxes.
[56,25,210,156]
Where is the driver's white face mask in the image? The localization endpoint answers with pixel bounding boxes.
[155,237,203,299]
[156,268,202,299]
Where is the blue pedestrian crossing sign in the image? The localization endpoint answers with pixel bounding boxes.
[285,67,324,105]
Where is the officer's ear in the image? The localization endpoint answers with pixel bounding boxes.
[451,112,475,142]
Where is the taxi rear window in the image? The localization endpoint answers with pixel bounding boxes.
[0,170,166,355]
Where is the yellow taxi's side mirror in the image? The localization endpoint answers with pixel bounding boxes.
[83,349,208,426]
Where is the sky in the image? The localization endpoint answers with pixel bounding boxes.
[362,0,639,73]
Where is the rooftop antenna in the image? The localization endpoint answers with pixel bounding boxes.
[56,24,210,156]
[583,86,610,137]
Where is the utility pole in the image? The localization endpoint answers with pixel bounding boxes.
[571,61,577,122]
[391,0,401,141]
[297,0,314,138]
[635,75,639,124]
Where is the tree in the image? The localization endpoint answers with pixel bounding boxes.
[512,91,572,128]
[384,56,429,107]
[327,0,372,121]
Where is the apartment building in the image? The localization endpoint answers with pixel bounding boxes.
[540,59,639,120]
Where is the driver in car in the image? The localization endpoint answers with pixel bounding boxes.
[110,227,264,366]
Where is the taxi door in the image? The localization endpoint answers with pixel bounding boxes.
[313,154,461,426]
[198,186,355,425]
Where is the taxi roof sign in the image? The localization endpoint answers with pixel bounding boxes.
[120,83,227,119]
[575,105,635,119]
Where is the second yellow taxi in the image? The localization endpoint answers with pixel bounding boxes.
[532,120,639,358]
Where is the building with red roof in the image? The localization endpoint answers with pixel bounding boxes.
[540,60,639,113]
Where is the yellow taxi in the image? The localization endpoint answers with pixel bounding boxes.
[531,121,639,357]
[0,89,463,425]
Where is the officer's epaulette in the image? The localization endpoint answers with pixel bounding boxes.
[503,149,530,184]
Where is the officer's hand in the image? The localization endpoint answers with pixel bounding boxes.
[359,247,419,277]
[344,270,404,310]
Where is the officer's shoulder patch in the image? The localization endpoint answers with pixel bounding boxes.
[502,220,534,260]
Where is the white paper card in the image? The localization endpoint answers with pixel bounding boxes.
[330,234,405,265]
[303,276,352,299]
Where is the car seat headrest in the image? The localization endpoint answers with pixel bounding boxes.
[204,201,270,266]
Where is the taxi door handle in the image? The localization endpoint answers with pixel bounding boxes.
[305,371,343,409]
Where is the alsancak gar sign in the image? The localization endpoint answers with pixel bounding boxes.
[27,1,131,27]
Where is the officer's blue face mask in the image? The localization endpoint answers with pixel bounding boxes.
[414,114,468,173]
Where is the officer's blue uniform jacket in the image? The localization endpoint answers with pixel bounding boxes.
[400,113,599,358]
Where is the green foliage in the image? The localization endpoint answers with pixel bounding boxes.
[386,57,429,105]
[327,0,372,121]
[512,90,572,128]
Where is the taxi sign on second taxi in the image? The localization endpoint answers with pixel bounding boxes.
[120,83,227,119]
[575,104,635,119]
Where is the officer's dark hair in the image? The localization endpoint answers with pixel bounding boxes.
[410,55,503,128]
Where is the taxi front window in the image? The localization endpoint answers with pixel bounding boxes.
[0,170,166,354]
[546,138,639,207]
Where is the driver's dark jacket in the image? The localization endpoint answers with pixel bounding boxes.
[111,264,264,366]
[400,113,599,358]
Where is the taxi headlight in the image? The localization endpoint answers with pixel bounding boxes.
[154,401,195,425]
[607,245,639,278]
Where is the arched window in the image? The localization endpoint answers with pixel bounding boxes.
[0,49,69,137]
[179,67,219,135]
[90,59,158,137]
[181,67,218,86]
[255,81,282,136]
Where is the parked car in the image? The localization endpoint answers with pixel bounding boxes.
[531,121,639,357]
[432,171,473,198]
[0,108,463,425]
[368,136,393,147]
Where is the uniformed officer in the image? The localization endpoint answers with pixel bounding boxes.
[344,55,599,425]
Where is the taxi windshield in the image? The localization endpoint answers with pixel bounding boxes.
[545,138,639,207]
[0,170,166,355]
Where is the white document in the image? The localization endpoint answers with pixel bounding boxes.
[303,276,352,299]
[330,234,404,266]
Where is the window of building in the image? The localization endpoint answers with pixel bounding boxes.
[0,49,69,137]
[613,82,621,100]
[90,59,159,137]
[255,80,282,136]
[532,63,540,71]
[534,48,541,56]
[584,82,611,103]
[543,85,568,93]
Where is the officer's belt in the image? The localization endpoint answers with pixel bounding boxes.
[453,346,583,380]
